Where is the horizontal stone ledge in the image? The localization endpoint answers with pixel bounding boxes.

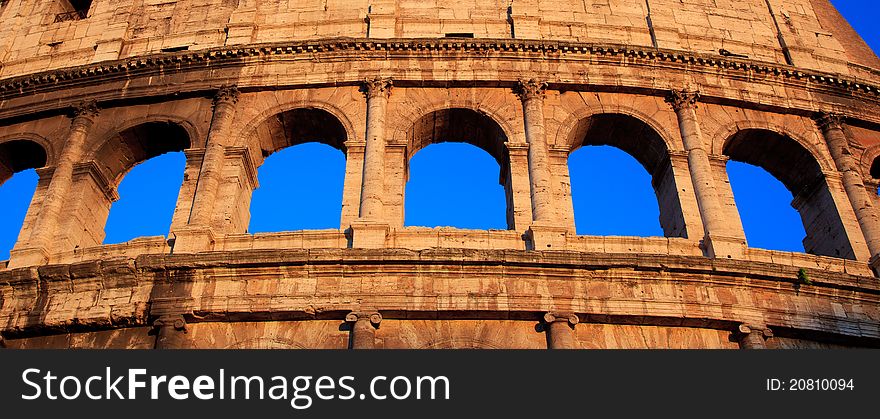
[3,310,878,348]
[1,39,880,127]
[2,248,878,294]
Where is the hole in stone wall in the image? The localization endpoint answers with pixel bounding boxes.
[54,0,92,22]
[723,129,852,258]
[405,142,507,230]
[0,139,47,260]
[567,113,686,238]
[727,160,806,253]
[104,152,185,244]
[568,145,663,237]
[249,143,346,233]
[0,170,38,260]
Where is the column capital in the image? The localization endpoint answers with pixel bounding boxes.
[543,312,579,327]
[71,100,100,121]
[815,112,845,131]
[665,89,701,111]
[736,324,773,339]
[363,77,393,99]
[345,311,383,326]
[153,315,188,332]
[515,78,548,102]
[213,85,240,108]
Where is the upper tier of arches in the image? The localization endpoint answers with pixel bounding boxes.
[0,85,878,278]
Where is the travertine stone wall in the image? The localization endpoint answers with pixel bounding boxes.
[2,0,880,348]
[1,0,878,79]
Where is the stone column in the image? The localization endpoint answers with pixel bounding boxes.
[345,311,382,349]
[176,86,240,252]
[519,79,567,250]
[543,312,579,349]
[666,90,744,259]
[8,101,99,268]
[734,324,773,349]
[153,315,190,349]
[816,113,880,267]
[351,78,392,248]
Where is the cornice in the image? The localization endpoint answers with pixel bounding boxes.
[1,38,880,124]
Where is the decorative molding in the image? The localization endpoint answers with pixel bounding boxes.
[345,311,383,326]
[72,99,99,120]
[212,85,240,109]
[815,112,845,131]
[665,89,701,111]
[543,312,579,326]
[515,78,548,102]
[153,315,188,332]
[2,39,879,120]
[224,146,259,190]
[362,77,393,100]
[72,161,118,202]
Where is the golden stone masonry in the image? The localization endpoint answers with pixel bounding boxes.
[1,0,879,349]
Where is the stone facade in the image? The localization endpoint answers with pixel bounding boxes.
[1,0,880,349]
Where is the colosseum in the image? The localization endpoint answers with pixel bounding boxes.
[0,0,879,349]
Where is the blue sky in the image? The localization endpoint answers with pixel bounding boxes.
[1,1,877,259]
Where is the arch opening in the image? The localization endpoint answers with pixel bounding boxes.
[249,108,349,233]
[94,122,191,245]
[0,140,47,186]
[250,143,346,233]
[567,113,686,238]
[723,129,854,258]
[0,139,47,260]
[568,146,663,237]
[254,107,348,157]
[404,108,511,230]
[870,156,880,181]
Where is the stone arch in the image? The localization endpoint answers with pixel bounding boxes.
[60,120,192,248]
[89,119,193,186]
[722,128,855,259]
[859,144,880,183]
[0,136,50,186]
[235,100,357,164]
[249,107,349,160]
[553,105,680,153]
[405,108,509,164]
[564,112,688,238]
[390,99,522,147]
[708,120,833,172]
[236,105,352,233]
[402,107,514,229]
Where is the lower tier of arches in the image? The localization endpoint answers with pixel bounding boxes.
[1,248,878,349]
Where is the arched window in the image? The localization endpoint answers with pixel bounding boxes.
[104,152,185,243]
[249,108,348,232]
[724,129,853,258]
[0,140,47,260]
[726,160,806,252]
[568,145,662,236]
[406,142,507,229]
[250,143,345,232]
[566,114,687,238]
[93,122,191,245]
[403,108,511,229]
